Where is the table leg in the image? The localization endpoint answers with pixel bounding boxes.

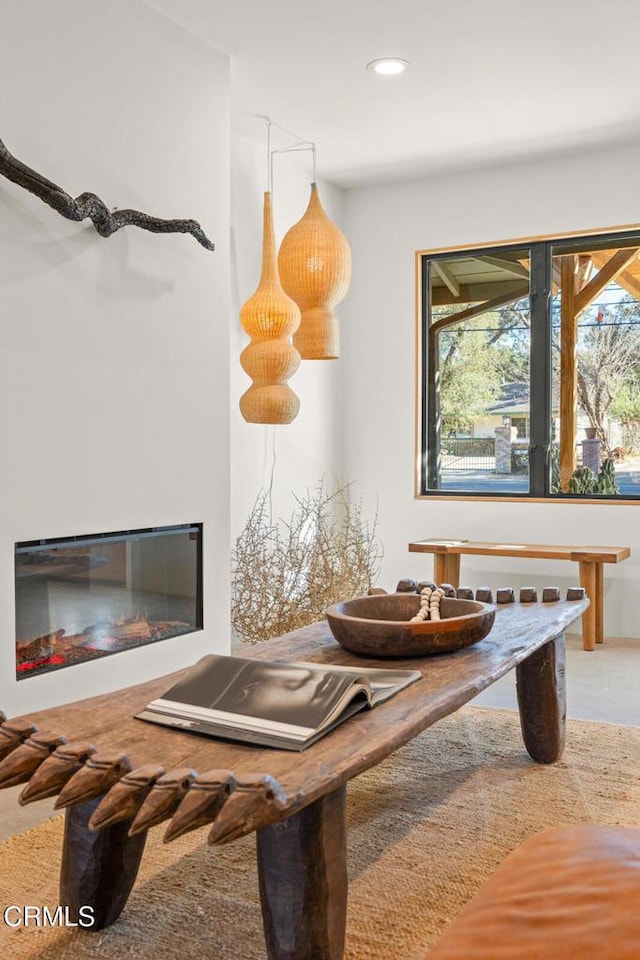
[578,561,597,651]
[257,786,347,960]
[595,563,604,644]
[444,554,460,588]
[60,796,147,930]
[516,634,566,764]
[433,554,447,585]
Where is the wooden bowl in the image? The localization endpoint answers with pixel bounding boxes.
[325,594,495,658]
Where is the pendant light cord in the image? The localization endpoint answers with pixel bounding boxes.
[257,115,313,508]
[271,143,317,185]
[265,117,272,192]
[257,115,317,188]
[267,426,277,527]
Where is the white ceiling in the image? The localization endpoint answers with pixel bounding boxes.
[144,0,640,188]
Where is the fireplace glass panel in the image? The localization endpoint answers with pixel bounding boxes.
[15,524,203,679]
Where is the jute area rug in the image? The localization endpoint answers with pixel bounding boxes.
[1,706,639,960]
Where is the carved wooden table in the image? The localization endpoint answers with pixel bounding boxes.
[408,539,630,650]
[0,597,587,960]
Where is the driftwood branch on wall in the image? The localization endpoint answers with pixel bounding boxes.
[0,137,215,250]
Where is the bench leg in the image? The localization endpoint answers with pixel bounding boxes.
[578,561,597,650]
[516,634,566,763]
[257,786,347,960]
[445,554,460,588]
[433,554,447,585]
[60,796,147,930]
[595,563,604,644]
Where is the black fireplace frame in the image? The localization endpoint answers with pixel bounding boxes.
[15,523,204,680]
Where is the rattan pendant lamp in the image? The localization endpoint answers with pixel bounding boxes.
[278,149,352,360]
[239,125,301,424]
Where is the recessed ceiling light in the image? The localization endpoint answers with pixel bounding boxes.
[366,58,409,76]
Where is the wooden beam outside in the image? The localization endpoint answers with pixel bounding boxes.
[574,248,639,316]
[575,255,593,292]
[477,255,530,281]
[430,278,528,306]
[430,286,529,334]
[431,261,460,298]
[590,250,640,301]
[559,256,578,492]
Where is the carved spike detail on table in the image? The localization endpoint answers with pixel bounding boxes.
[455,587,474,600]
[19,742,98,805]
[89,764,167,831]
[164,769,237,843]
[392,584,586,604]
[475,588,494,603]
[54,752,132,809]
[566,587,587,600]
[542,587,561,603]
[396,578,418,593]
[496,588,516,604]
[0,718,38,762]
[207,773,288,846]
[397,582,586,605]
[0,731,67,789]
[520,588,538,603]
[128,767,198,837]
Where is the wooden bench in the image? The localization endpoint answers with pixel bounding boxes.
[408,540,630,650]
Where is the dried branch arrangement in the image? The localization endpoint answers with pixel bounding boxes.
[231,482,383,644]
[0,136,215,250]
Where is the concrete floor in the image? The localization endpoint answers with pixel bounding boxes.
[0,633,637,842]
[474,633,640,726]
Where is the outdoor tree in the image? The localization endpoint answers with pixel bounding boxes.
[575,299,640,455]
[439,327,502,434]
[611,376,640,451]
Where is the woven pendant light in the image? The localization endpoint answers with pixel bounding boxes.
[239,192,301,424]
[278,182,352,360]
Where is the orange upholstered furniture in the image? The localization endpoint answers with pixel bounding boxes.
[427,825,640,959]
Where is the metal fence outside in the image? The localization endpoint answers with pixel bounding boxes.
[441,437,496,470]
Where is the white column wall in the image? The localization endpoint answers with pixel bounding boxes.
[0,0,231,714]
[342,142,640,638]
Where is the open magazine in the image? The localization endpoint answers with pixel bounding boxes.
[135,654,422,751]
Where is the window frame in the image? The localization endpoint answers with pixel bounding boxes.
[415,224,640,504]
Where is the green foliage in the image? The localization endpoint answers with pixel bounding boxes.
[567,466,597,495]
[439,330,501,435]
[493,339,529,385]
[573,298,640,454]
[550,442,560,493]
[510,446,529,474]
[610,379,640,452]
[597,457,619,494]
[566,459,619,496]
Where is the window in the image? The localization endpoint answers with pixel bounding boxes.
[418,229,640,499]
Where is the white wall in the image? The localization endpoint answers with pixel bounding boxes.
[343,142,640,639]
[0,0,231,715]
[230,135,345,540]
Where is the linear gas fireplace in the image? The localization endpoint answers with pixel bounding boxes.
[15,524,203,679]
